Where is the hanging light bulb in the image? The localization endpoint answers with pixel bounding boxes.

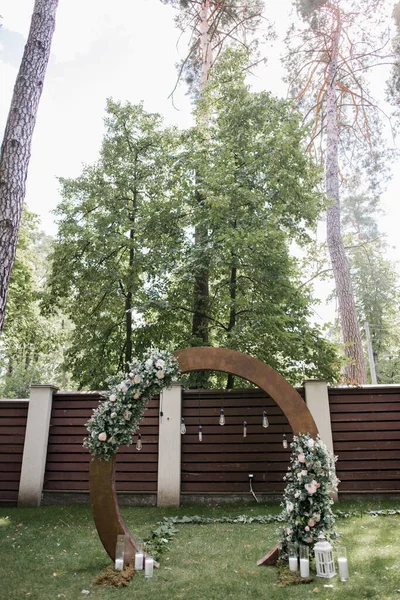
[243,420,247,438]
[219,408,225,426]
[198,425,203,442]
[180,417,186,435]
[136,433,142,451]
[262,411,269,428]
[282,433,288,449]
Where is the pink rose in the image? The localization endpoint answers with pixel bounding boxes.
[298,453,306,463]
[308,519,315,527]
[109,394,117,402]
[98,432,107,441]
[305,483,317,495]
[311,479,320,488]
[285,528,293,535]
[306,537,313,544]
[305,526,310,532]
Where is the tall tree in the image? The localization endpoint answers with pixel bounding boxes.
[146,50,339,386]
[285,0,390,383]
[161,0,264,347]
[49,101,185,389]
[0,0,59,334]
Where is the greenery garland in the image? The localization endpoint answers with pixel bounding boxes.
[83,349,180,460]
[280,433,339,549]
[143,509,400,560]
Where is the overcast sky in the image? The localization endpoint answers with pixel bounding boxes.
[0,0,399,325]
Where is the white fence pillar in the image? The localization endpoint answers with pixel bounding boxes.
[18,385,58,507]
[303,380,338,500]
[157,383,182,507]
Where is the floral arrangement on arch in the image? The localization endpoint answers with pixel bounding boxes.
[280,433,339,550]
[83,349,180,461]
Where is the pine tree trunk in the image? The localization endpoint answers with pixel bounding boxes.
[191,0,212,346]
[325,23,367,384]
[0,0,58,334]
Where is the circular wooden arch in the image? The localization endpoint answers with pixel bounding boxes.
[89,347,318,565]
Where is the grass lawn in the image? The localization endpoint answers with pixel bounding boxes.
[0,499,399,600]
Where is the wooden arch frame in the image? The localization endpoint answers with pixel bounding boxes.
[89,347,318,565]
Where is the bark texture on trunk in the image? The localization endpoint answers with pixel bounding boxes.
[191,0,212,347]
[325,20,367,384]
[0,0,59,333]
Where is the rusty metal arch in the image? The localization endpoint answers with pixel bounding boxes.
[89,347,318,564]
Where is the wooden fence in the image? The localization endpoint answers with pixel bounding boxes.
[43,392,159,497]
[0,400,29,504]
[329,386,400,494]
[181,389,294,496]
[1,385,400,504]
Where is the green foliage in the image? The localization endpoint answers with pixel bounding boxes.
[342,188,400,383]
[51,53,339,389]
[280,433,339,551]
[0,209,71,398]
[84,350,180,460]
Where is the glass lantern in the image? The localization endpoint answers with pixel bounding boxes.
[115,534,126,571]
[314,532,336,578]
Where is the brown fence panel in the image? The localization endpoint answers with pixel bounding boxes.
[43,392,159,494]
[329,386,400,494]
[0,400,29,504]
[181,388,300,497]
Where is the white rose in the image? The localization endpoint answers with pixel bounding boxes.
[156,370,165,379]
[307,438,315,449]
[98,432,107,441]
[145,359,154,370]
[286,501,294,513]
[133,392,141,399]
[119,382,128,393]
[156,359,165,369]
[129,372,134,378]
[111,412,117,418]
[133,375,142,384]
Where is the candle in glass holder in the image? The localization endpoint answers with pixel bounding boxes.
[299,545,310,577]
[145,557,154,578]
[135,552,144,571]
[337,547,349,581]
[115,534,125,571]
[115,558,124,571]
[288,545,298,572]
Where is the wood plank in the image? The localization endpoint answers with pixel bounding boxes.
[45,462,158,472]
[337,470,400,481]
[45,471,157,482]
[333,440,400,451]
[0,481,19,490]
[182,442,292,454]
[331,413,400,423]
[46,443,158,454]
[336,450,400,460]
[181,472,285,483]
[339,480,400,491]
[332,421,400,431]
[44,481,157,491]
[329,393,400,404]
[181,482,285,493]
[181,462,289,473]
[330,403,400,414]
[333,431,400,441]
[182,452,290,463]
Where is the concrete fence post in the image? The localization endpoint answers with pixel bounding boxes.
[18,385,58,507]
[157,383,182,507]
[303,380,338,500]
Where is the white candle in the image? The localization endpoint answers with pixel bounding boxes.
[289,556,298,572]
[115,558,124,571]
[338,557,349,581]
[135,552,144,570]
[300,557,310,577]
[145,557,154,578]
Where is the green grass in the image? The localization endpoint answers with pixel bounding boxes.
[0,500,399,600]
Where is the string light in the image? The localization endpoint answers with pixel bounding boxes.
[262,410,269,428]
[243,420,247,438]
[219,408,225,426]
[180,417,186,435]
[136,433,142,451]
[198,425,203,442]
[282,433,288,449]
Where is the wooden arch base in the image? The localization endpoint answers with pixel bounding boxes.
[89,347,318,566]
